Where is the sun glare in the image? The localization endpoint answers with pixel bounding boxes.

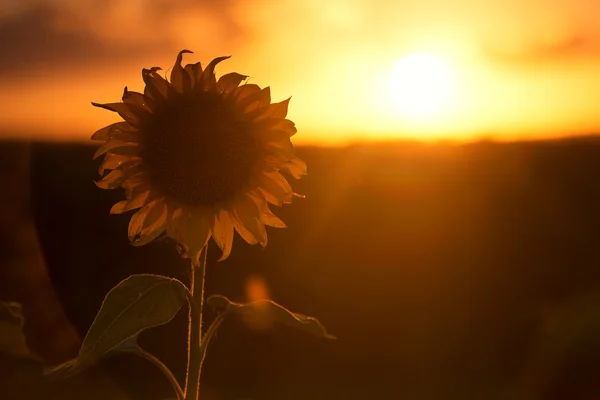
[387,53,455,120]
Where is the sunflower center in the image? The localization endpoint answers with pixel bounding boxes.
[142,92,259,205]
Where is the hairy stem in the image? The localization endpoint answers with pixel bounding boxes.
[184,247,207,400]
[137,348,185,400]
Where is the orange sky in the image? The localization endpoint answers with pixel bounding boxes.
[2,0,600,145]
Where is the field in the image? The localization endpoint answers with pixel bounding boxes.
[2,137,600,399]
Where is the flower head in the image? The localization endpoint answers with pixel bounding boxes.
[92,50,306,263]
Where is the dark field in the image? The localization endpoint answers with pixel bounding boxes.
[3,137,600,399]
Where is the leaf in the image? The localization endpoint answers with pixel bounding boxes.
[46,274,188,379]
[0,302,43,361]
[206,295,336,340]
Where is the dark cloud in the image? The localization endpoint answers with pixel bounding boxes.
[0,1,245,75]
[0,4,162,74]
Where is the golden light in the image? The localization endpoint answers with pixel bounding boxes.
[243,275,273,332]
[387,53,456,120]
[245,274,270,302]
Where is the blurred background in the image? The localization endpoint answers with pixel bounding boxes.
[3,0,600,144]
[2,1,600,399]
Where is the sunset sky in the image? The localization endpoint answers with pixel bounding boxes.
[2,0,600,145]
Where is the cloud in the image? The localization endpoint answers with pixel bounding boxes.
[6,0,600,78]
[469,0,600,66]
[3,0,600,142]
[483,34,600,66]
[0,0,246,75]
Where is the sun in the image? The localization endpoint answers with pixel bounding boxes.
[387,53,455,119]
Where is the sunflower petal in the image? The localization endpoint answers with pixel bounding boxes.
[269,170,294,192]
[92,102,141,127]
[232,217,260,245]
[93,141,140,159]
[190,62,203,87]
[95,169,126,189]
[121,88,150,108]
[252,118,296,135]
[261,206,287,228]
[200,56,230,91]
[95,162,144,189]
[255,128,290,144]
[101,158,142,177]
[91,122,137,141]
[184,62,201,88]
[250,118,298,137]
[166,209,189,246]
[131,202,170,246]
[91,126,115,142]
[98,153,137,174]
[128,201,159,242]
[262,97,291,119]
[238,86,271,114]
[233,195,267,246]
[257,171,294,205]
[281,157,307,179]
[109,200,129,214]
[142,67,173,102]
[122,87,155,113]
[170,50,193,93]
[121,170,151,186]
[184,209,212,264]
[124,182,152,201]
[249,193,287,228]
[128,208,147,242]
[233,84,261,102]
[261,87,271,104]
[142,68,161,100]
[247,86,271,108]
[212,208,234,261]
[265,136,295,154]
[217,72,247,94]
[244,95,289,121]
[167,208,210,264]
[110,190,153,214]
[275,119,297,136]
[264,144,296,163]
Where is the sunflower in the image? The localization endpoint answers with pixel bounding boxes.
[92,50,306,263]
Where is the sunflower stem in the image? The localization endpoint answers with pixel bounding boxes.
[136,348,185,400]
[184,247,207,400]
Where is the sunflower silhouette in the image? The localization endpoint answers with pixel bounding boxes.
[92,50,306,262]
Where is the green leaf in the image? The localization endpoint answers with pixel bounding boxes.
[47,274,188,379]
[0,302,42,361]
[206,295,336,340]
